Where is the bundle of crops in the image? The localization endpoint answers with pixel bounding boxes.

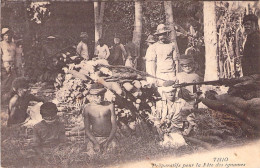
[55,73,92,105]
[54,59,161,137]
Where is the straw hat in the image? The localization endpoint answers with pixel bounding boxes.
[154,24,171,35]
[1,28,10,35]
[145,35,156,43]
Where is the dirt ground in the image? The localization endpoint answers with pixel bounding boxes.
[1,84,259,168]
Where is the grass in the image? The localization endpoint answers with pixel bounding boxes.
[1,103,196,168]
[1,86,258,168]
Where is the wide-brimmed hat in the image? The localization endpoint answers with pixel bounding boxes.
[47,36,56,39]
[1,28,10,35]
[154,24,171,35]
[179,54,194,65]
[161,80,177,93]
[145,35,156,43]
[89,83,106,95]
[80,32,88,38]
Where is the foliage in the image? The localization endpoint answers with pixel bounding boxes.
[142,1,166,36]
[27,2,51,24]
[215,2,246,78]
[103,2,135,45]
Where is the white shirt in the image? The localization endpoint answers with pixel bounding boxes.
[96,44,110,60]
[146,41,177,73]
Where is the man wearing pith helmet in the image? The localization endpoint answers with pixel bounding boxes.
[146,24,178,87]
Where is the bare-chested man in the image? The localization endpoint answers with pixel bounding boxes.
[1,28,17,73]
[83,83,117,155]
[1,28,19,103]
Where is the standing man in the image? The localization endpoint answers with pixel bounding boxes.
[1,28,18,104]
[109,35,127,66]
[241,14,260,76]
[76,32,89,61]
[146,24,178,86]
[1,28,17,74]
[145,35,156,83]
[145,24,179,121]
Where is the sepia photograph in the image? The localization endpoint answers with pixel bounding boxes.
[1,0,260,167]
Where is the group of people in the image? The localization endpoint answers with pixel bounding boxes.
[1,13,260,160]
[76,32,140,69]
[5,76,117,158]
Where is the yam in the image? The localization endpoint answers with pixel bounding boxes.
[132,92,139,98]
[99,67,113,76]
[133,80,142,89]
[136,99,141,104]
[105,82,123,95]
[123,82,134,92]
[140,80,149,88]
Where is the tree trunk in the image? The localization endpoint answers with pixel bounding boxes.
[132,1,142,58]
[99,2,105,38]
[23,1,31,51]
[164,1,180,52]
[203,1,219,81]
[164,1,180,72]
[94,2,105,43]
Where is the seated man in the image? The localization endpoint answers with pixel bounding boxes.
[83,83,117,155]
[158,82,196,136]
[8,77,45,127]
[32,102,67,156]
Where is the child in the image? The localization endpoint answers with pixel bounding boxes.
[7,77,45,127]
[95,38,110,60]
[159,82,196,136]
[176,54,202,94]
[32,102,66,156]
[83,83,117,155]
